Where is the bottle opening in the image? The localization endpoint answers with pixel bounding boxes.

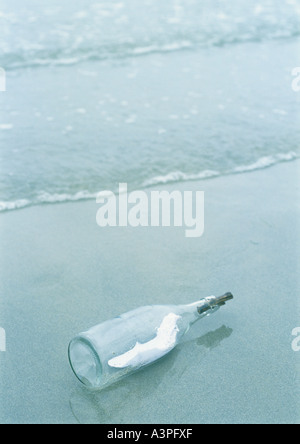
[68,337,102,388]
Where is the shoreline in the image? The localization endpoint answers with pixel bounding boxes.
[0,154,299,214]
[0,159,299,424]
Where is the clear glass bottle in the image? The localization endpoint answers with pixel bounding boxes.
[68,293,233,390]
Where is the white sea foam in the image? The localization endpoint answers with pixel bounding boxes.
[130,41,193,57]
[0,152,298,213]
[2,0,300,71]
[0,199,30,212]
[143,152,299,187]
[0,192,96,212]
[232,151,298,173]
[143,170,220,187]
[36,191,97,204]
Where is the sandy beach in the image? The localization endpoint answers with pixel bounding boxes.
[0,160,299,424]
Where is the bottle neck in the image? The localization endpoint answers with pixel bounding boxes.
[179,297,221,325]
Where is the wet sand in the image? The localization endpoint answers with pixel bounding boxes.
[0,160,299,424]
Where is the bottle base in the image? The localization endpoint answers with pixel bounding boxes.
[68,337,102,388]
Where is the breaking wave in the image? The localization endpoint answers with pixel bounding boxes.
[0,151,298,213]
[1,0,300,70]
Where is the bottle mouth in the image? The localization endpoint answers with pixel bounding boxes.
[68,337,102,388]
[197,292,234,315]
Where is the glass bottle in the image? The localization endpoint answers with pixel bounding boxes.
[68,292,233,390]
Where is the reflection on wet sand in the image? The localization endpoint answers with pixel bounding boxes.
[196,325,233,349]
[69,325,233,424]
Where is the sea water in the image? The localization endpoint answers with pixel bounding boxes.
[0,0,300,211]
